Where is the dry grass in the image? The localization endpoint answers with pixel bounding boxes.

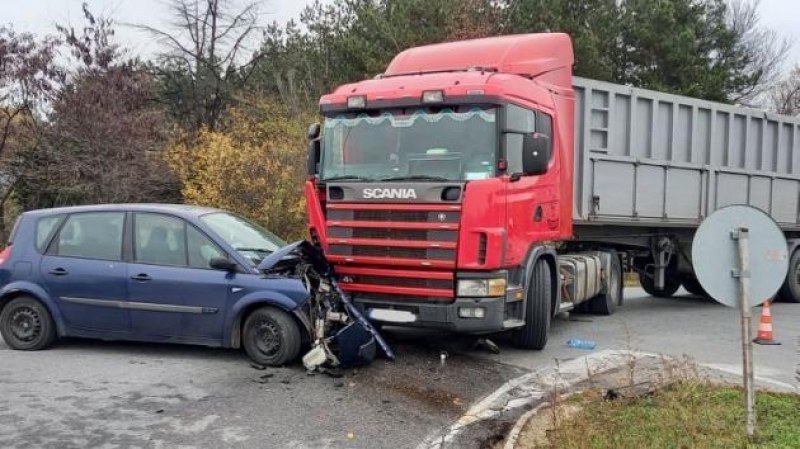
[519,382,800,449]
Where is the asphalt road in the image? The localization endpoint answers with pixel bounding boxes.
[1,288,798,449]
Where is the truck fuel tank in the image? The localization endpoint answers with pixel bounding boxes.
[558,254,602,304]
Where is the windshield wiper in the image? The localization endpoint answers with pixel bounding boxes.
[322,175,373,182]
[235,247,274,253]
[380,175,451,182]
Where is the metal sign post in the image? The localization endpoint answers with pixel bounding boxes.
[732,228,756,438]
[692,205,789,442]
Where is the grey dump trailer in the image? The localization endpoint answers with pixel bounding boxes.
[570,77,800,300]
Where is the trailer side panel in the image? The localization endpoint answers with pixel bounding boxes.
[573,77,800,230]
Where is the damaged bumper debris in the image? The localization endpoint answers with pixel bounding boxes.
[258,241,395,372]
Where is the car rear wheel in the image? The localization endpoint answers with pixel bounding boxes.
[0,296,57,350]
[242,307,301,366]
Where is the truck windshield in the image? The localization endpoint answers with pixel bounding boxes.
[320,106,496,182]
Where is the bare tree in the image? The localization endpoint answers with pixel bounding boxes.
[13,5,180,211]
[0,27,62,240]
[56,2,127,71]
[772,66,800,116]
[727,0,791,104]
[137,0,265,132]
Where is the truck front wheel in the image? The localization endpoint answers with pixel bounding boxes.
[512,259,552,350]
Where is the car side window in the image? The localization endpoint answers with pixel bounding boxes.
[56,212,125,261]
[35,215,62,253]
[134,213,187,266]
[187,225,226,269]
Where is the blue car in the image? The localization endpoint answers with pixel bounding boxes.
[0,204,311,366]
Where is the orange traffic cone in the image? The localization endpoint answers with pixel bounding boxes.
[753,300,781,345]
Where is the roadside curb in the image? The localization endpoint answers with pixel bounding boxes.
[501,391,578,449]
[416,349,663,449]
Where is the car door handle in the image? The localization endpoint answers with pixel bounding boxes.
[48,267,69,276]
[130,273,152,281]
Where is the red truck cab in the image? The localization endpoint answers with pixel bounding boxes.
[305,34,603,349]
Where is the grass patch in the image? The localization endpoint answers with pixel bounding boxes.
[526,382,800,449]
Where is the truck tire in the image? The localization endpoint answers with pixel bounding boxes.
[681,276,708,298]
[778,250,800,303]
[588,252,622,315]
[639,267,680,298]
[0,296,57,351]
[512,259,552,350]
[243,306,302,366]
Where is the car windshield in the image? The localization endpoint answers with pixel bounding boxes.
[200,212,286,266]
[320,106,497,182]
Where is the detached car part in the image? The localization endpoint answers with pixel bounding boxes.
[258,241,394,371]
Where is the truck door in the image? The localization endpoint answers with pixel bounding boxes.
[503,105,560,262]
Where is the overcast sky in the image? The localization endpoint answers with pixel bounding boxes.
[2,0,799,72]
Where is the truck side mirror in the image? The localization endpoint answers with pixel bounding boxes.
[522,132,551,176]
[307,122,321,176]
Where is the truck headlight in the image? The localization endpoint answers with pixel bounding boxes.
[457,278,506,297]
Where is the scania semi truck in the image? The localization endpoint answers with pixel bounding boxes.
[304,33,800,349]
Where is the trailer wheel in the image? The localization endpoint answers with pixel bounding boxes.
[512,259,551,350]
[588,252,622,315]
[778,250,800,303]
[639,266,680,298]
[681,276,708,298]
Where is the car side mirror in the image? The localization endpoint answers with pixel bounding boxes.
[307,122,321,176]
[307,122,321,140]
[522,132,551,176]
[209,257,237,272]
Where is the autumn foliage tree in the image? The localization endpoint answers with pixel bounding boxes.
[166,96,312,239]
[13,5,180,211]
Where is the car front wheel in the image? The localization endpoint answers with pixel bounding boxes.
[242,306,301,366]
[0,296,57,350]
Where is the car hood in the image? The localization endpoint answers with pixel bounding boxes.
[257,241,304,271]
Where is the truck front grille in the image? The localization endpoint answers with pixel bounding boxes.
[329,245,455,260]
[348,275,453,290]
[325,202,461,302]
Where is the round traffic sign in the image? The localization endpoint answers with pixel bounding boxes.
[692,205,788,308]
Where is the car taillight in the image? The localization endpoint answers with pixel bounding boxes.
[0,245,12,265]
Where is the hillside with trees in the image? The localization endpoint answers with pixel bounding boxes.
[0,0,795,240]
